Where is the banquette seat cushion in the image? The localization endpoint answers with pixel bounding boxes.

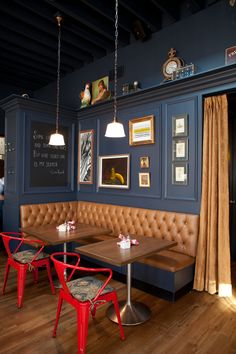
[20,200,199,299]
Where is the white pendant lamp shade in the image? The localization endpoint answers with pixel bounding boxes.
[105,0,125,138]
[49,14,65,146]
[49,132,65,146]
[105,120,125,138]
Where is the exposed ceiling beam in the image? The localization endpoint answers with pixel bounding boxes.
[119,0,161,32]
[0,38,73,74]
[149,0,180,21]
[0,25,84,69]
[0,15,93,64]
[43,0,130,45]
[14,0,114,52]
[80,0,132,32]
[1,1,106,60]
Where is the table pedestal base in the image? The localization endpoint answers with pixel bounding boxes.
[107,300,151,326]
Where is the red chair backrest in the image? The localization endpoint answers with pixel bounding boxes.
[0,232,45,262]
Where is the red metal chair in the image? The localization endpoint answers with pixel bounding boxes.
[1,232,55,308]
[50,252,125,354]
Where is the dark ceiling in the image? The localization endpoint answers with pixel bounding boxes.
[0,0,221,92]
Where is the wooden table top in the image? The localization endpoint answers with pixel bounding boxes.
[76,236,177,267]
[21,223,111,245]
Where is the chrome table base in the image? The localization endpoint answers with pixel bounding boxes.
[107,300,151,326]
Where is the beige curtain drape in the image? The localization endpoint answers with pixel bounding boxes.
[193,94,232,296]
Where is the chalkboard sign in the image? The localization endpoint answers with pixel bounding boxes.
[30,121,69,188]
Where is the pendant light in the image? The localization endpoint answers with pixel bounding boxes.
[105,0,125,138]
[49,14,65,146]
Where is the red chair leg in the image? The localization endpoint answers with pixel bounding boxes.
[2,259,11,295]
[52,294,63,338]
[77,304,90,354]
[45,260,55,294]
[17,266,27,308]
[112,293,125,340]
[32,268,39,283]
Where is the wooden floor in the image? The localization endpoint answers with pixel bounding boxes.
[0,250,236,354]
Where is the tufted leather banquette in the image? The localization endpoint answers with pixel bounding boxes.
[20,200,199,299]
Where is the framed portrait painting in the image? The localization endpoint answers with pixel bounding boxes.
[91,76,110,105]
[78,129,94,184]
[98,154,130,189]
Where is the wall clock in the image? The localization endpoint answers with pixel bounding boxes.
[162,48,184,80]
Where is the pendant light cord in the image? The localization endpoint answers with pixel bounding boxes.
[56,16,62,133]
[113,0,118,122]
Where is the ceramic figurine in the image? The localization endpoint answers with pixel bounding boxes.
[80,83,91,108]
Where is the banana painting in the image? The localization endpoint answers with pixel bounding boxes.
[110,167,125,184]
[114,173,124,184]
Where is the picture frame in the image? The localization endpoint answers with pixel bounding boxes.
[139,172,150,188]
[172,114,188,137]
[78,129,94,184]
[172,138,188,161]
[129,115,154,146]
[98,154,130,189]
[172,163,188,185]
[91,76,110,105]
[140,156,150,169]
[225,46,236,65]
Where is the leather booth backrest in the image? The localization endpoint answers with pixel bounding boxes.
[20,200,199,258]
[77,201,199,258]
[20,201,78,227]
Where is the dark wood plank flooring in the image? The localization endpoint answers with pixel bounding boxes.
[0,250,236,354]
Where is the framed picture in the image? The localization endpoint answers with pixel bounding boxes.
[225,46,236,65]
[91,76,110,105]
[172,138,188,161]
[172,163,188,185]
[140,156,150,169]
[139,172,150,188]
[78,129,94,184]
[129,115,154,146]
[98,154,130,189]
[172,114,188,137]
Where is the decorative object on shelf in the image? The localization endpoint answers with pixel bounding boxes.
[172,114,188,137]
[80,83,91,108]
[225,46,236,65]
[172,163,188,185]
[162,48,184,81]
[133,81,140,91]
[122,82,131,95]
[91,76,110,105]
[172,138,188,161]
[139,172,150,187]
[129,115,154,146]
[140,156,150,169]
[105,0,125,138]
[78,130,94,184]
[172,63,195,80]
[98,154,130,189]
[49,14,65,146]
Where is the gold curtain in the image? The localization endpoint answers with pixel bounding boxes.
[193,94,232,296]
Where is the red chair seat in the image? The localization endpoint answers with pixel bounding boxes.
[12,249,49,263]
[67,276,114,302]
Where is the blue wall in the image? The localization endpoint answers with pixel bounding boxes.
[35,1,236,109]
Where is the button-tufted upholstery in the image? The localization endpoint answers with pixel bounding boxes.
[77,201,199,258]
[20,200,199,275]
